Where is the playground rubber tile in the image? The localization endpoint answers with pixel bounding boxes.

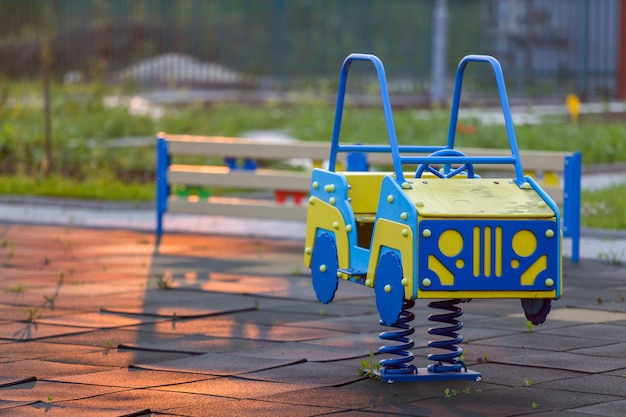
[100,305,255,319]
[258,385,412,409]
[164,398,339,417]
[67,387,232,411]
[570,399,626,416]
[0,322,92,341]
[0,341,102,362]
[0,359,112,379]
[368,387,621,417]
[117,334,277,354]
[469,362,584,386]
[0,400,41,411]
[242,360,364,387]
[125,318,348,341]
[259,298,377,317]
[536,373,626,397]
[0,376,36,388]
[41,328,156,348]
[570,342,626,358]
[302,332,382,351]
[0,305,88,322]
[482,350,625,373]
[130,351,306,376]
[0,379,124,403]
[5,402,151,417]
[45,349,194,368]
[49,368,212,388]
[547,322,626,341]
[38,294,150,311]
[471,331,611,352]
[453,326,520,343]
[232,341,370,362]
[515,307,626,323]
[217,309,325,326]
[122,290,257,310]
[36,312,167,329]
[286,314,384,333]
[152,375,312,399]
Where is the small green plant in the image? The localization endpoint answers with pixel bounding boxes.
[461,387,471,394]
[43,293,58,303]
[104,340,113,350]
[524,378,534,387]
[531,402,539,409]
[597,249,624,266]
[156,275,173,290]
[6,282,25,293]
[47,396,54,403]
[444,388,459,397]
[58,270,65,285]
[525,320,534,333]
[597,297,604,305]
[477,353,489,363]
[358,352,381,381]
[24,307,41,322]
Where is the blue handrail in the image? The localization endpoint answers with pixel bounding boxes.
[328,53,526,187]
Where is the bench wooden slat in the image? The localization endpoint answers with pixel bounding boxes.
[166,134,333,160]
[168,197,308,221]
[168,164,312,191]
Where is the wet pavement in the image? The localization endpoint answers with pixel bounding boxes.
[0,221,625,416]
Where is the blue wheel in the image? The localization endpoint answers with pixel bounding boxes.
[375,251,406,326]
[521,298,552,325]
[311,232,339,304]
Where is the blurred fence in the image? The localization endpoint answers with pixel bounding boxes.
[0,0,623,100]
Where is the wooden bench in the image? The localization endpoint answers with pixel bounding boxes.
[155,134,581,261]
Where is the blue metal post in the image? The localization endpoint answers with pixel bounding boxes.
[155,135,170,237]
[563,151,582,263]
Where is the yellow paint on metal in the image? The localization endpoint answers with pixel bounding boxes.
[343,172,386,215]
[521,255,547,286]
[303,197,350,269]
[473,226,480,277]
[418,290,557,299]
[406,179,555,218]
[495,226,502,277]
[367,218,415,300]
[439,229,463,257]
[512,230,537,257]
[484,226,492,277]
[428,254,455,285]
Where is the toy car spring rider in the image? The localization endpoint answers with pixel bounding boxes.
[304,54,562,383]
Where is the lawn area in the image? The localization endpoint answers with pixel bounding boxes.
[1,82,625,229]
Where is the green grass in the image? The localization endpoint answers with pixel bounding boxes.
[581,183,626,229]
[0,173,153,202]
[1,81,626,228]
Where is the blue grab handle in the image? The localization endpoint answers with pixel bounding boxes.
[328,53,407,184]
[446,55,525,185]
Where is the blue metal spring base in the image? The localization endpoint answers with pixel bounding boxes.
[377,298,482,383]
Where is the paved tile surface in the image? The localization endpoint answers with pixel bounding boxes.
[0,223,625,416]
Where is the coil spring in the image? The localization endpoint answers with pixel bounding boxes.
[427,299,467,373]
[378,298,417,375]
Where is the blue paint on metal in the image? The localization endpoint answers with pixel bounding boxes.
[311,232,339,304]
[374,250,405,326]
[155,136,169,237]
[418,219,560,293]
[563,151,582,263]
